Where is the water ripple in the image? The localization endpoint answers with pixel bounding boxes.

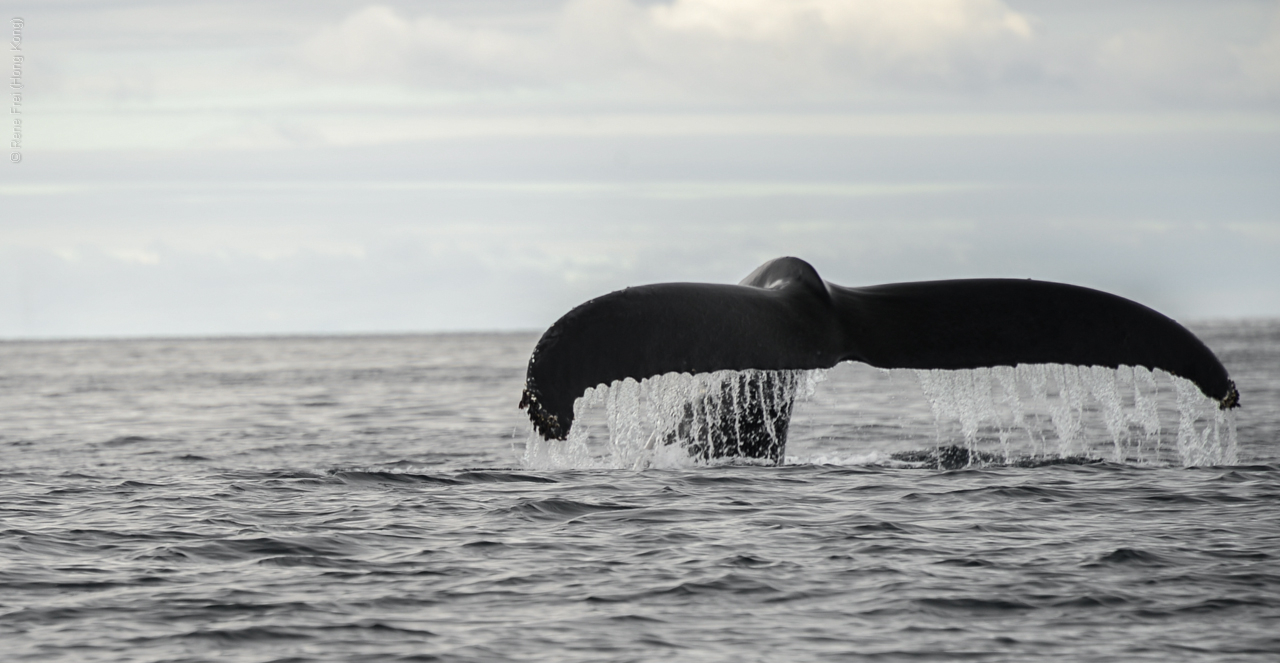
[1,332,1277,661]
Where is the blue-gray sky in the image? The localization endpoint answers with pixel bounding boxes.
[2,0,1278,337]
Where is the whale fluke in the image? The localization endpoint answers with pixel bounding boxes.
[520,257,1238,453]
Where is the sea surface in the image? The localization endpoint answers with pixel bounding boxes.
[2,322,1279,662]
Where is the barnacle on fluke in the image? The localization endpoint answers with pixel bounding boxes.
[518,378,564,441]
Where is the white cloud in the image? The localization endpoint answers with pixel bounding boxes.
[27,0,1280,143]
[1234,9,1280,98]
[281,1,1280,110]
[293,0,1039,101]
[296,5,543,85]
[650,0,1032,57]
[109,249,161,265]
[1095,29,1243,105]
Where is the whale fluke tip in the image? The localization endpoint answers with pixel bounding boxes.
[1220,380,1240,410]
[519,381,565,440]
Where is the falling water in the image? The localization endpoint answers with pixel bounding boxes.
[915,364,1237,467]
[522,369,823,470]
[523,363,1237,469]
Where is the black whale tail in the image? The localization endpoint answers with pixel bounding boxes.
[520,257,1238,459]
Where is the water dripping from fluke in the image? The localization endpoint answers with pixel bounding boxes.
[519,363,1236,471]
[522,369,823,471]
[913,364,1236,469]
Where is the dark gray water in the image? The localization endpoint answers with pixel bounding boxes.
[3,323,1278,661]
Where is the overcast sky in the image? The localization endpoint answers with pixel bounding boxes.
[2,0,1278,337]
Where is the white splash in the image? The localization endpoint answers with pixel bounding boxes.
[522,363,1236,470]
[521,368,823,470]
[914,364,1236,467]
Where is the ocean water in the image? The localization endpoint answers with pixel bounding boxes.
[2,322,1279,662]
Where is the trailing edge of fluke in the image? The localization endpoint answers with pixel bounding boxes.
[520,257,1239,441]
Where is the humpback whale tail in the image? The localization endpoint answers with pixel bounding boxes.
[520,257,1238,462]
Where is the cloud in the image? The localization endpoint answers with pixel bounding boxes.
[1234,10,1280,99]
[644,0,1038,97]
[296,5,544,87]
[649,0,1032,68]
[108,248,162,265]
[294,0,1039,102]
[1094,29,1246,106]
[284,0,1280,111]
[651,0,1031,40]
